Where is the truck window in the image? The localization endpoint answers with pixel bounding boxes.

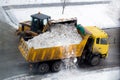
[96,38,100,44]
[100,38,107,44]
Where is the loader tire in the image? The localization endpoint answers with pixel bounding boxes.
[51,61,62,72]
[38,63,49,74]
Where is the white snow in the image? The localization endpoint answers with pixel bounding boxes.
[0,7,18,28]
[107,0,120,26]
[0,7,9,23]
[4,67,120,80]
[4,74,34,80]
[0,0,119,29]
[41,67,120,80]
[9,3,119,29]
[0,0,111,6]
[26,24,82,49]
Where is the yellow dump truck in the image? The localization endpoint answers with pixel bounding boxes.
[18,25,109,73]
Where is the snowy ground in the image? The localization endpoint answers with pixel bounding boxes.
[0,0,111,6]
[4,67,120,80]
[0,0,119,29]
[3,0,119,29]
[40,67,120,80]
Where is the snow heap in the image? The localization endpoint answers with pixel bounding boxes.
[107,0,120,25]
[26,24,82,49]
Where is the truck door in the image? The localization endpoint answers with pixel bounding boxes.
[93,38,109,55]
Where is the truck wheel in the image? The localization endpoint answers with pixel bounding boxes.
[90,55,100,66]
[29,63,38,74]
[51,61,62,72]
[77,57,84,67]
[38,63,49,74]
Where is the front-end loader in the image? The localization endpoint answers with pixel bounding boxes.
[16,12,77,41]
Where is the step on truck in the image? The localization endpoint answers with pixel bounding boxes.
[17,13,109,73]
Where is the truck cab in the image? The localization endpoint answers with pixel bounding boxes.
[83,26,109,65]
[86,26,109,56]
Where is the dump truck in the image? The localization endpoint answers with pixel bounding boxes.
[17,13,109,73]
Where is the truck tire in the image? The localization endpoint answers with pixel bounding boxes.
[89,55,100,66]
[38,63,49,74]
[29,63,38,74]
[51,61,62,72]
[77,57,84,67]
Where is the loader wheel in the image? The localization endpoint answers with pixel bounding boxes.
[38,63,49,74]
[51,61,62,72]
[90,55,100,66]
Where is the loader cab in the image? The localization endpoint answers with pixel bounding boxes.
[31,13,51,33]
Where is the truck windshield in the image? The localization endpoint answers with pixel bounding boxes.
[96,38,108,45]
[100,38,108,44]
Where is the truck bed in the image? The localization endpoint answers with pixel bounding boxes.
[18,35,90,63]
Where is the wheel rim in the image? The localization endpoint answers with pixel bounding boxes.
[52,61,61,72]
[91,56,100,66]
[38,63,49,73]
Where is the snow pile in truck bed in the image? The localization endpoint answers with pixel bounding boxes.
[26,24,82,49]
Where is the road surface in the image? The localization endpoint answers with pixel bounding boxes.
[0,21,119,80]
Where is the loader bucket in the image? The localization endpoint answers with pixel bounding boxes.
[51,18,77,26]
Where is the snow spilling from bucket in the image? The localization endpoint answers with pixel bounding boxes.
[26,24,82,49]
[63,57,78,70]
[61,46,78,70]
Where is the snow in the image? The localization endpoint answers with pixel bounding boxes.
[40,67,120,80]
[0,7,9,23]
[0,7,18,28]
[0,0,111,6]
[26,24,82,49]
[4,67,120,80]
[9,3,119,29]
[107,0,120,26]
[0,0,119,29]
